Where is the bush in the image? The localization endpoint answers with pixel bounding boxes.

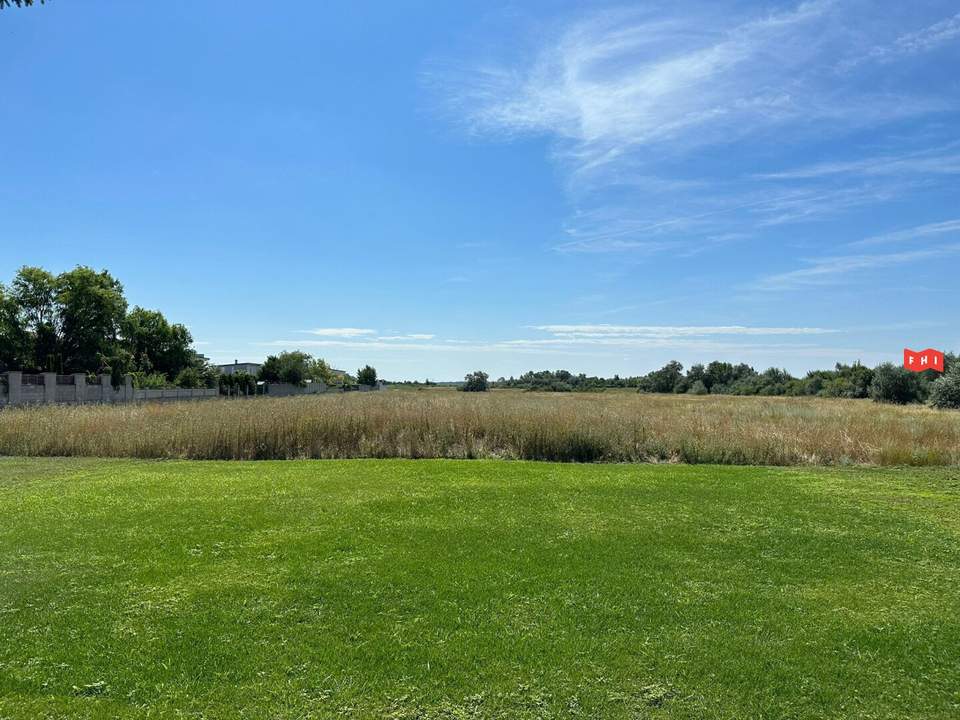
[869,363,922,404]
[928,365,960,409]
[688,380,708,395]
[133,372,168,389]
[174,366,205,389]
[461,370,489,392]
[357,365,378,387]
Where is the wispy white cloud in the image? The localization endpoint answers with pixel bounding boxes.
[259,336,854,359]
[302,328,376,337]
[755,144,960,180]
[432,2,957,255]
[532,324,837,338]
[378,334,436,341]
[754,244,960,290]
[850,219,960,247]
[437,2,950,171]
[846,11,960,68]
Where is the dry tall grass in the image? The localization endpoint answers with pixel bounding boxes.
[0,389,957,465]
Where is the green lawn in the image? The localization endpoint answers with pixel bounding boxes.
[1,459,959,719]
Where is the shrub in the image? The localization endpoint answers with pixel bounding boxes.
[133,372,168,389]
[357,365,378,387]
[260,351,315,387]
[174,366,205,389]
[928,365,960,409]
[461,370,489,392]
[688,380,708,395]
[869,363,921,404]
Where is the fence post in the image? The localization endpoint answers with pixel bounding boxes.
[43,372,57,404]
[100,374,112,403]
[73,373,86,404]
[124,374,134,402]
[7,371,22,406]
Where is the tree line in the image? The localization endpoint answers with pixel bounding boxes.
[0,267,385,394]
[0,266,214,388]
[494,357,960,409]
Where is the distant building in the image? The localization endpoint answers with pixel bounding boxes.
[217,360,262,376]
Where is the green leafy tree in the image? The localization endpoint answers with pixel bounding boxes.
[357,365,378,387]
[0,284,28,371]
[122,307,195,380]
[11,266,59,370]
[928,364,960,410]
[174,366,205,389]
[869,363,922,404]
[308,357,336,385]
[259,351,313,386]
[646,361,684,393]
[56,267,127,374]
[461,370,489,392]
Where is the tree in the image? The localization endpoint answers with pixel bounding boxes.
[0,1,44,8]
[11,266,59,370]
[461,370,489,392]
[869,363,921,404]
[0,284,28,371]
[928,364,960,410]
[174,366,205,389]
[56,267,127,374]
[357,365,378,387]
[309,357,336,386]
[122,307,195,380]
[259,351,314,386]
[646,361,683,393]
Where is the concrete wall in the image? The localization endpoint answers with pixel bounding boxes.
[136,388,218,402]
[0,372,216,408]
[0,371,379,408]
[264,381,327,397]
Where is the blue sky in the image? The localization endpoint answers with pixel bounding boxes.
[2,1,958,380]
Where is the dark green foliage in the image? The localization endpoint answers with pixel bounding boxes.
[357,365,378,387]
[646,360,684,393]
[131,372,168,390]
[10,266,59,371]
[257,354,336,387]
[0,285,28,372]
[498,369,639,391]
[928,364,960,409]
[53,267,128,373]
[259,351,336,387]
[219,371,258,396]
[461,370,489,392]
[869,363,922,404]
[122,307,195,380]
[496,357,955,401]
[0,266,210,381]
[497,355,954,404]
[173,367,205,389]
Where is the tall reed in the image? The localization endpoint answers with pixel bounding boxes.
[0,390,957,465]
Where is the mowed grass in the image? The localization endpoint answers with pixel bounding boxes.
[1,389,959,465]
[1,459,959,719]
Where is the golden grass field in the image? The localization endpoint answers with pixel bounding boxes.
[0,388,957,465]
